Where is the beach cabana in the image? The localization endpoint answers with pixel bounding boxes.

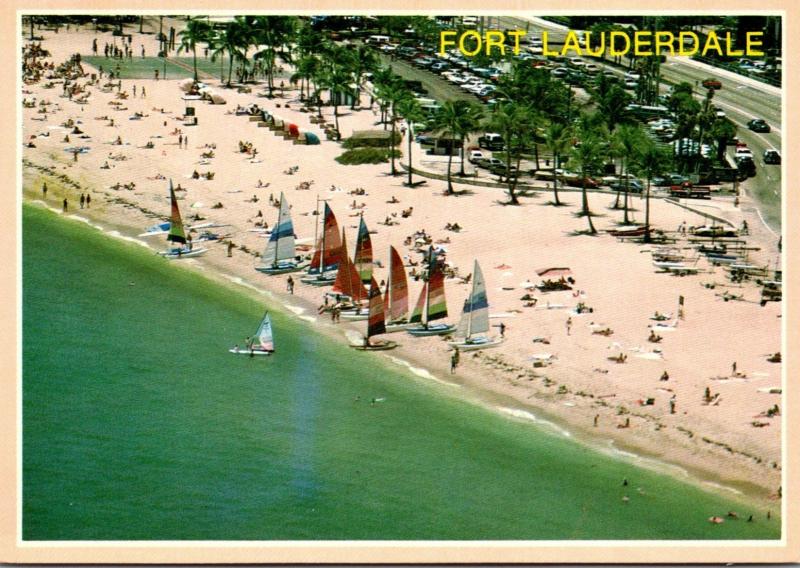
[305,132,320,145]
[288,123,300,138]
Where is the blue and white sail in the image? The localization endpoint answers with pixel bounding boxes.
[455,260,490,338]
[263,192,296,267]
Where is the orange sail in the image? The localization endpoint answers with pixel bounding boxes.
[385,246,408,322]
[332,230,368,301]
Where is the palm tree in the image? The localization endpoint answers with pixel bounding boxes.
[319,47,354,135]
[636,141,670,243]
[542,121,571,206]
[347,44,378,110]
[456,103,485,176]
[177,17,210,82]
[569,132,605,234]
[396,97,425,186]
[432,101,471,195]
[487,102,534,205]
[613,124,645,224]
[250,16,296,97]
[212,18,248,86]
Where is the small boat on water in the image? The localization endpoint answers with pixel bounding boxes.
[157,180,207,259]
[448,260,503,351]
[229,311,275,356]
[256,192,308,275]
[300,201,342,286]
[351,276,397,351]
[407,247,455,337]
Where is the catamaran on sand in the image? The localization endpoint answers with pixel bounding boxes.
[157,179,207,259]
[407,247,455,337]
[256,192,308,275]
[448,260,503,351]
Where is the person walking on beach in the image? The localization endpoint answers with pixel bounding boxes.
[178,134,183,148]
[42,182,47,198]
[499,322,506,338]
[566,317,572,336]
[183,136,188,149]
[79,193,85,209]
[593,414,599,427]
[62,197,68,212]
[227,241,234,257]
[286,275,294,294]
[450,348,460,374]
[669,395,676,414]
[86,194,91,208]
[141,86,146,98]
[731,361,737,375]
[132,84,136,97]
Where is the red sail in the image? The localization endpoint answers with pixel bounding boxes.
[310,203,343,272]
[367,276,386,338]
[332,231,368,301]
[387,246,408,322]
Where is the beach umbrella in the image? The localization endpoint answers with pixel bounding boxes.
[178,78,194,93]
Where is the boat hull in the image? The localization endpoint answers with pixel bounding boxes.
[228,348,273,356]
[256,261,308,275]
[448,337,504,351]
[385,321,413,333]
[351,340,398,351]
[158,247,208,259]
[407,323,456,337]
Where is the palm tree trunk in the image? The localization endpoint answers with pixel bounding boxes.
[407,127,414,186]
[534,144,540,170]
[193,47,198,82]
[390,117,397,175]
[644,179,652,243]
[552,154,561,205]
[582,178,597,234]
[333,101,340,133]
[459,136,466,176]
[446,150,454,195]
[227,53,234,85]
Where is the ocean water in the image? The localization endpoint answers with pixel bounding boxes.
[22,204,781,540]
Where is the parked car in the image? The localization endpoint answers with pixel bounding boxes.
[478,133,505,151]
[747,118,771,133]
[551,67,569,78]
[468,149,486,164]
[702,78,722,89]
[430,61,450,73]
[478,157,505,169]
[609,179,644,193]
[763,149,781,164]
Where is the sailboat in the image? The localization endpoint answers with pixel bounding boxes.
[229,310,275,356]
[332,230,370,319]
[157,179,208,259]
[448,260,503,351]
[351,276,398,351]
[300,201,342,285]
[256,192,307,274]
[354,215,373,285]
[384,246,412,333]
[407,247,456,337]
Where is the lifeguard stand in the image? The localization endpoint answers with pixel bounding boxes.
[182,94,201,126]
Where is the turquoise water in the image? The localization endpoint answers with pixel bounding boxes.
[22,204,780,540]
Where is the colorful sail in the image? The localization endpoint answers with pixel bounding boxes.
[166,179,186,244]
[409,282,427,324]
[386,246,408,322]
[332,230,369,301]
[263,192,295,265]
[426,249,448,322]
[256,312,274,351]
[367,276,386,338]
[354,216,373,284]
[309,203,343,273]
[456,260,490,338]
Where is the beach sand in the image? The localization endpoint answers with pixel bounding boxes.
[21,23,783,503]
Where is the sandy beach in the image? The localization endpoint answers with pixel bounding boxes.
[21,21,783,505]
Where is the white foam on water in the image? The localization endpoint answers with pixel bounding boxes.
[344,330,364,345]
[284,304,306,315]
[385,356,460,387]
[702,481,743,495]
[603,440,690,478]
[106,230,152,249]
[221,274,267,295]
[497,407,572,438]
[67,214,104,231]
[298,315,316,323]
[29,200,63,215]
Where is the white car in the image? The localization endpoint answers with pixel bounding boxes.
[468,149,486,164]
[624,72,641,81]
[624,80,638,90]
[568,57,585,68]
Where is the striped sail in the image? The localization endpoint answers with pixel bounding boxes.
[256,312,274,351]
[409,282,427,324]
[386,246,408,322]
[426,268,448,322]
[354,216,373,284]
[332,231,369,301]
[367,276,386,338]
[456,260,490,338]
[166,179,186,244]
[263,192,295,265]
[309,203,342,273]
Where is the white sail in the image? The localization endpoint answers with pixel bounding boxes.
[256,313,274,351]
[263,193,295,265]
[457,260,490,338]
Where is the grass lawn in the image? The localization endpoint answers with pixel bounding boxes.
[82,56,231,81]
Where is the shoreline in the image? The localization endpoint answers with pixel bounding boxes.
[20,196,780,513]
[20,22,783,515]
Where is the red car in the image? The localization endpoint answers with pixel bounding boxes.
[702,78,722,90]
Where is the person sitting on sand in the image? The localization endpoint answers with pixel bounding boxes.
[113,136,122,145]
[648,330,663,343]
[388,195,399,204]
[192,170,200,179]
[101,161,110,169]
[660,370,670,381]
